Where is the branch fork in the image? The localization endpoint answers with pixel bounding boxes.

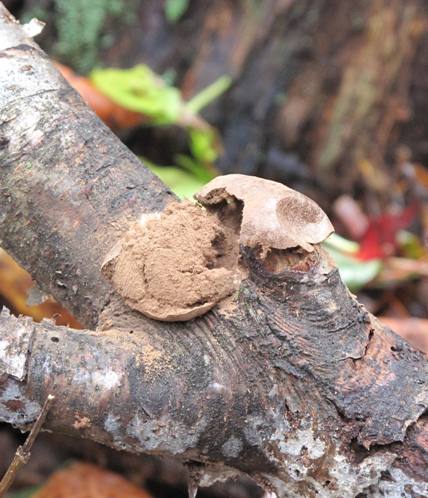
[0,4,427,496]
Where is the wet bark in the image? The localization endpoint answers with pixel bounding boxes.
[0,5,428,497]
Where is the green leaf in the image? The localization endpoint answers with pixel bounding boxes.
[323,233,360,254]
[164,0,189,23]
[175,154,216,182]
[90,65,183,124]
[145,162,207,200]
[325,245,382,292]
[91,65,231,137]
[189,128,218,165]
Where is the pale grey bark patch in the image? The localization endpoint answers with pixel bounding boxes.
[0,309,33,380]
[222,436,244,458]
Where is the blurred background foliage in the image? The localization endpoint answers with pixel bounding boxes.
[22,0,133,73]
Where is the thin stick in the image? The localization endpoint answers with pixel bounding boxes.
[0,394,54,497]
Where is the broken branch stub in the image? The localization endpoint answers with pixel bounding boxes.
[102,175,334,322]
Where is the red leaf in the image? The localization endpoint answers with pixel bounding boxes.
[357,203,418,260]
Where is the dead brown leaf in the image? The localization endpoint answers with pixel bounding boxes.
[380,317,428,354]
[33,462,152,498]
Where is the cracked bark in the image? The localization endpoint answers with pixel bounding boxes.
[0,4,427,497]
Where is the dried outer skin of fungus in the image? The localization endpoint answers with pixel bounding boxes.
[102,201,239,322]
[102,176,334,322]
[196,174,334,252]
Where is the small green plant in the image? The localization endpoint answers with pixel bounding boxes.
[142,160,208,200]
[90,66,231,127]
[91,65,183,124]
[91,64,231,198]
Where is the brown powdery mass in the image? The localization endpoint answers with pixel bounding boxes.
[103,175,334,322]
[102,201,239,321]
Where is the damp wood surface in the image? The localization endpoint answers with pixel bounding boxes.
[0,5,428,498]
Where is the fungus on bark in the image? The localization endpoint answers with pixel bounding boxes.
[102,175,334,321]
[101,201,239,321]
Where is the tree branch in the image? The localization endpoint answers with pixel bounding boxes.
[0,3,173,327]
[0,4,427,497]
[0,393,54,497]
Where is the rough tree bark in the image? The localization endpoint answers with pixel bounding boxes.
[0,5,427,498]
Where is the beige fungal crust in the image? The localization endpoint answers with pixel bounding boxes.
[196,174,334,252]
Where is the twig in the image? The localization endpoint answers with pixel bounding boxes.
[0,394,54,497]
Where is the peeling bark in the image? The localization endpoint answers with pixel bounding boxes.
[0,5,428,497]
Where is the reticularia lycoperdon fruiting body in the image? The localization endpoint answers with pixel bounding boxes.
[101,201,240,322]
[102,175,334,321]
